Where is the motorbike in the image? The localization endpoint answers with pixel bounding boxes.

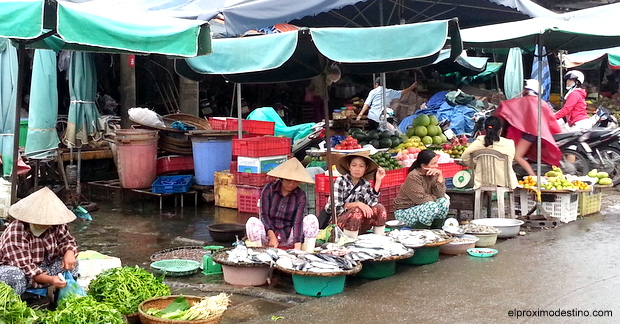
[554,126,620,186]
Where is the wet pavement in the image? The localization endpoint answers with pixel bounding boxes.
[75,185,620,323]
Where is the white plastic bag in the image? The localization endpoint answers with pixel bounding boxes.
[128,107,165,127]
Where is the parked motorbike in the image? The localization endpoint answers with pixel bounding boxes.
[554,127,620,186]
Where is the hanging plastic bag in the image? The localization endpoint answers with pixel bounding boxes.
[57,271,86,301]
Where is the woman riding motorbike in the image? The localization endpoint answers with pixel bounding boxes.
[555,70,592,131]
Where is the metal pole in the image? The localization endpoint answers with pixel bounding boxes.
[380,73,387,130]
[236,83,242,139]
[559,51,564,100]
[10,42,26,204]
[323,75,338,233]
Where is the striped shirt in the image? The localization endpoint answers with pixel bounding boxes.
[260,181,306,244]
[324,174,379,216]
[0,220,78,288]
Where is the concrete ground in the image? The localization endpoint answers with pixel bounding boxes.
[74,186,620,323]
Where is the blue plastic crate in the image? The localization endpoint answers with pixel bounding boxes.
[445,177,454,189]
[152,175,194,193]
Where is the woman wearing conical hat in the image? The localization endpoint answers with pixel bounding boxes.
[320,152,387,239]
[0,187,78,295]
[245,158,319,251]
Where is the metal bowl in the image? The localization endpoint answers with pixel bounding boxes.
[470,218,524,238]
[207,223,246,243]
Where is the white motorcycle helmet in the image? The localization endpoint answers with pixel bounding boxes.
[564,70,585,85]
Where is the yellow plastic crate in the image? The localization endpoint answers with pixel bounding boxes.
[578,189,602,216]
[214,171,237,209]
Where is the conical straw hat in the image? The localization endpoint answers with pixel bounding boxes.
[336,152,379,180]
[267,158,314,184]
[9,187,76,225]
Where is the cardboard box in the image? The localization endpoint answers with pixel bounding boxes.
[237,155,288,173]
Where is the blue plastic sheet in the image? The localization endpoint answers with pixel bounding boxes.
[247,107,315,143]
[57,271,86,301]
[398,91,476,135]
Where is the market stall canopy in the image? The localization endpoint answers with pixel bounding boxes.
[76,0,368,38]
[563,46,620,70]
[434,51,489,76]
[292,0,556,30]
[461,9,620,53]
[178,19,462,83]
[0,0,211,57]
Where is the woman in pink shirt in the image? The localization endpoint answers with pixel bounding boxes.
[555,70,592,131]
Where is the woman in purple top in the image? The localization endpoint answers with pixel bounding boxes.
[245,158,318,250]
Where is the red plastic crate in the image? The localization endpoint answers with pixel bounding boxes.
[156,155,194,175]
[315,174,332,193]
[208,117,230,130]
[230,161,238,172]
[438,162,465,178]
[316,192,330,214]
[233,171,274,186]
[236,185,263,214]
[232,137,290,157]
[208,117,275,135]
[378,185,400,214]
[380,168,408,188]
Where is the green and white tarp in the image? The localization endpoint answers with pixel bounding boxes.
[564,46,620,70]
[182,19,462,83]
[0,38,17,176]
[0,0,211,57]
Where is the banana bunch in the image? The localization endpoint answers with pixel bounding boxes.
[180,293,230,321]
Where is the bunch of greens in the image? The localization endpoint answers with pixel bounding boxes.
[145,294,230,321]
[41,294,124,324]
[87,266,170,315]
[0,282,40,324]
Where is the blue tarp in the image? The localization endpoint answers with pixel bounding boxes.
[398,91,476,135]
[247,107,315,142]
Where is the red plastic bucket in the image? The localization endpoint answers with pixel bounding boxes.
[114,129,159,189]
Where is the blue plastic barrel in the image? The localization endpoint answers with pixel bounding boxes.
[191,136,233,185]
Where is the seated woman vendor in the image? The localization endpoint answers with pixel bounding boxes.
[245,158,319,251]
[0,187,79,296]
[321,153,387,239]
[394,149,450,228]
[460,116,518,189]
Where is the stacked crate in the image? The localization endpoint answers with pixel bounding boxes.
[314,168,407,217]
[232,137,291,214]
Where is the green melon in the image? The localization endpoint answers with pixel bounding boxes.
[414,126,428,137]
[370,139,380,148]
[414,114,431,127]
[406,127,416,138]
[422,136,433,146]
[429,115,439,126]
[440,134,447,143]
[426,125,436,136]
[432,136,443,145]
[379,137,393,149]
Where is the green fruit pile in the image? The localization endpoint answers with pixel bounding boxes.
[349,128,403,149]
[587,169,613,185]
[370,152,401,170]
[406,114,447,146]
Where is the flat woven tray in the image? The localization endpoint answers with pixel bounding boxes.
[150,246,209,263]
[211,247,273,268]
[275,262,362,277]
[150,259,201,277]
[369,248,415,262]
[423,238,454,247]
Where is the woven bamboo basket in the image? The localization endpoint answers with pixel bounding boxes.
[211,247,273,268]
[422,238,453,247]
[138,295,224,324]
[275,262,362,277]
[150,246,210,263]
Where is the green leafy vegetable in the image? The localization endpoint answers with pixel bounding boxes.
[42,294,124,324]
[0,282,41,324]
[87,266,170,315]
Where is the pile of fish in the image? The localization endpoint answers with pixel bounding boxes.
[224,245,281,265]
[275,250,358,273]
[343,234,411,262]
[461,224,500,234]
[388,229,452,247]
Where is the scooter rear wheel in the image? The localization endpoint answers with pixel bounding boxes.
[600,147,620,186]
[560,149,589,176]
